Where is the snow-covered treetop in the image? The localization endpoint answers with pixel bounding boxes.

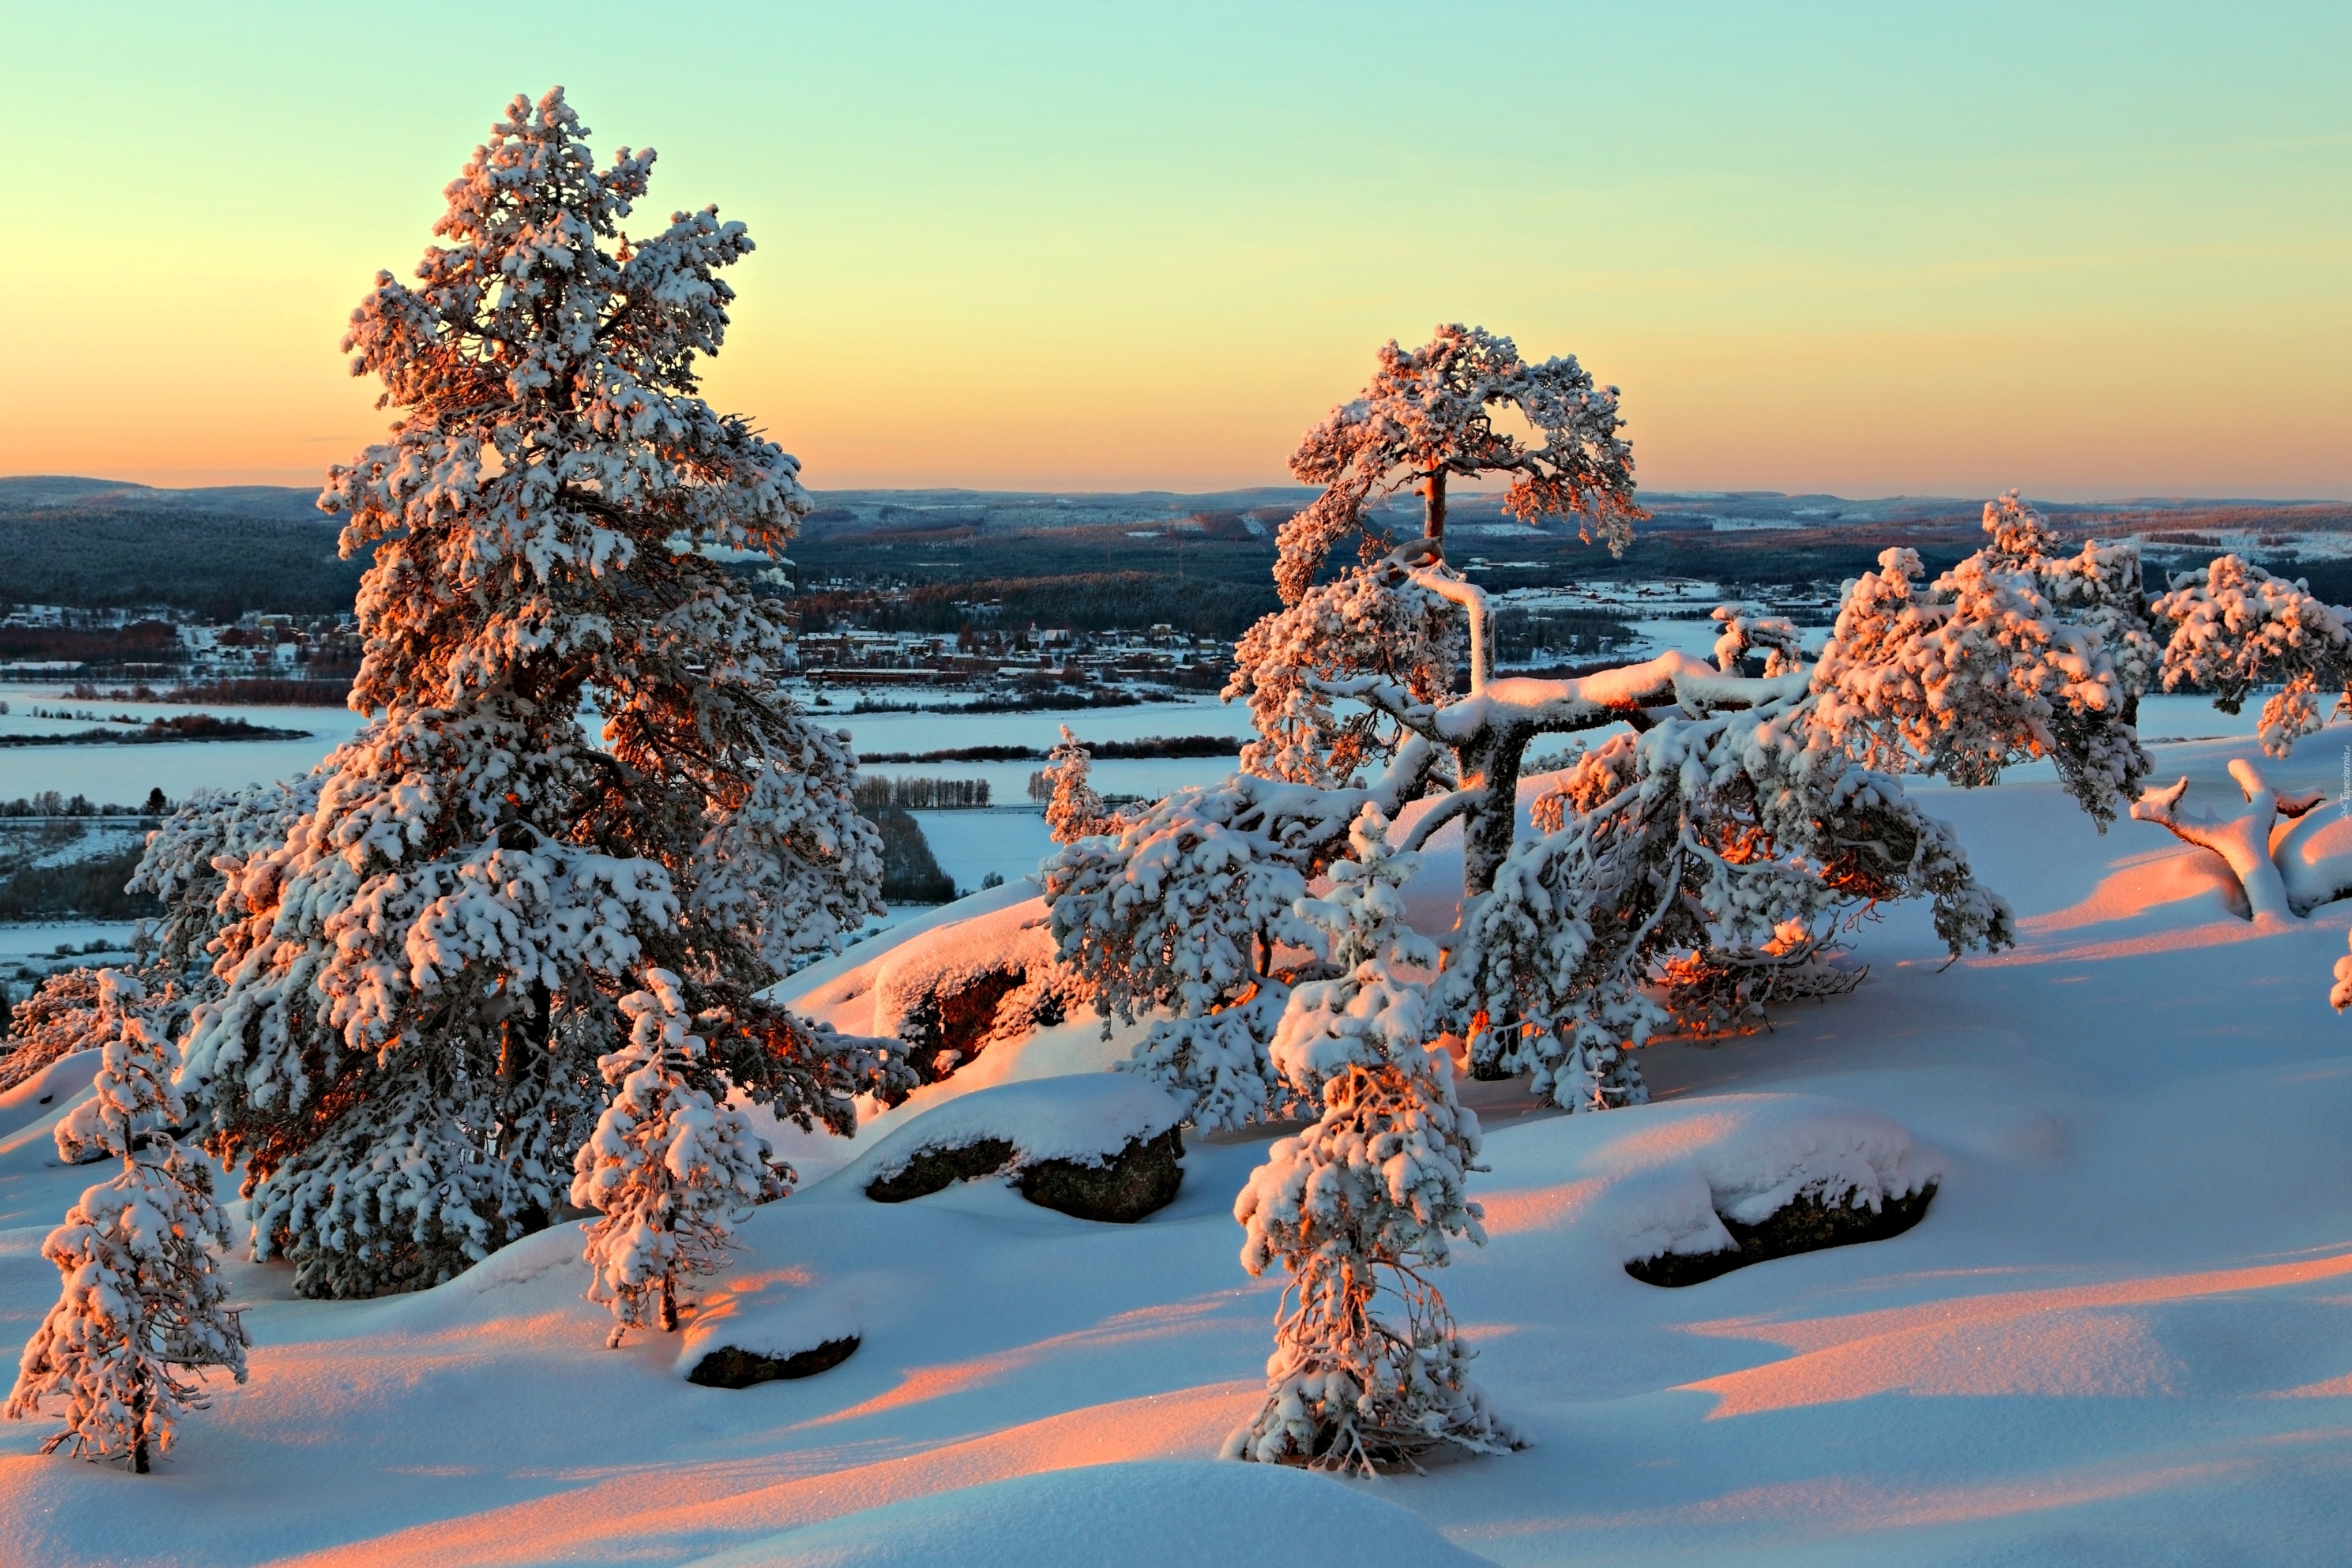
[54,972,185,1166]
[1041,727,1115,844]
[1980,488,2064,567]
[325,84,808,714]
[1274,325,1642,603]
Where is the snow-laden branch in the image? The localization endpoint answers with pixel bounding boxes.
[1404,564,1492,693]
[2130,760,2325,925]
[1313,652,1800,749]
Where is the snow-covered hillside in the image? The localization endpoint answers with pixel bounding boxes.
[3,730,2351,1564]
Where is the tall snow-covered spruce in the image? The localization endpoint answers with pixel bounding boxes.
[181,88,902,1299]
[7,972,247,1473]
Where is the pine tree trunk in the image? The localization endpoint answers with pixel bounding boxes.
[132,1381,150,1474]
[1455,721,1533,898]
[661,1272,678,1333]
[1422,469,1448,558]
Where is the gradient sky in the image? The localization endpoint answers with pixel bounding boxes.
[2,1,2345,499]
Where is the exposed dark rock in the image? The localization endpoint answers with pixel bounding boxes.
[898,969,1026,1085]
[1625,1182,1937,1287]
[880,967,1071,1105]
[860,1127,1184,1222]
[1018,1126,1184,1224]
[687,1336,860,1388]
[864,1137,1018,1202]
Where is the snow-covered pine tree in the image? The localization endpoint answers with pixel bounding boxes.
[1,968,107,1094]
[571,969,771,1346]
[1047,335,2139,1124]
[7,972,247,1473]
[1228,806,1515,1471]
[182,87,900,1298]
[1040,726,1115,844]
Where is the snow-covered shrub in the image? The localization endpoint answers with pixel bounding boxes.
[572,970,772,1345]
[1228,811,1516,1471]
[1,968,106,1095]
[181,88,896,1298]
[1039,726,1116,844]
[1446,683,2010,1105]
[6,972,246,1472]
[1044,742,1441,1130]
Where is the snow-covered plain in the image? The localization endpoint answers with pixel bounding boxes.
[7,728,2352,1563]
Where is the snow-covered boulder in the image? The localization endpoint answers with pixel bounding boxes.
[676,1459,1496,1568]
[0,1048,98,1140]
[1554,1093,1943,1280]
[832,1074,1185,1224]
[676,1259,864,1389]
[791,895,1084,1093]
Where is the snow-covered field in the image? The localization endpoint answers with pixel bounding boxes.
[5,728,2352,1563]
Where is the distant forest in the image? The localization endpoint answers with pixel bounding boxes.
[6,478,2349,628]
[0,511,365,618]
[0,481,365,618]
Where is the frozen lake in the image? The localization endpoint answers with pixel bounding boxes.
[0,677,2278,909]
[0,686,1255,804]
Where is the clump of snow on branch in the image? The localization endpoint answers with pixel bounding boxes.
[1228,807,1517,1472]
[1710,606,1804,677]
[6,972,246,1473]
[571,970,772,1346]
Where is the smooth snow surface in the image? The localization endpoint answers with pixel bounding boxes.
[8,733,2352,1564]
[678,1461,1494,1568]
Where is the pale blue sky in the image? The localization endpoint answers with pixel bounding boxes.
[3,2,2344,496]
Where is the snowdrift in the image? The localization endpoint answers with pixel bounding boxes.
[677,1460,1495,1568]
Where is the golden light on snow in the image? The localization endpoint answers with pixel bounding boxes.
[1678,1248,2352,1420]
